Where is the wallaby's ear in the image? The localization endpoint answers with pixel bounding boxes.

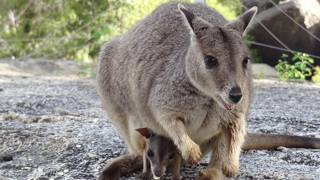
[178,4,195,30]
[226,6,257,36]
[136,128,154,139]
[178,4,211,36]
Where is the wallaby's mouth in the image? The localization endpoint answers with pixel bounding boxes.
[217,95,235,111]
[223,103,234,110]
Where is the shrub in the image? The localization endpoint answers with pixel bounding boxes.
[0,0,130,62]
[207,0,241,20]
[312,66,320,84]
[275,53,314,81]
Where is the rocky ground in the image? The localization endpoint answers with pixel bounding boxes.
[0,60,319,180]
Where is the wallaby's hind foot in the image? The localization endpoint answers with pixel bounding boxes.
[98,154,142,180]
[198,168,224,180]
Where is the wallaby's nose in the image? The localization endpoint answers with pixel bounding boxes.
[153,169,163,179]
[229,86,242,103]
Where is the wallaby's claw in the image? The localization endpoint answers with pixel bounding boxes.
[181,139,201,165]
[198,168,223,180]
[222,162,239,178]
[198,170,213,180]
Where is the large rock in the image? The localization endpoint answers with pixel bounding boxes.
[241,0,276,12]
[247,0,320,66]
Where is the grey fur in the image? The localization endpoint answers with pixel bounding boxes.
[137,128,181,180]
[97,2,257,179]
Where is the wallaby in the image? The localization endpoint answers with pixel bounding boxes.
[96,2,320,180]
[137,128,182,180]
[99,127,181,180]
[98,132,320,180]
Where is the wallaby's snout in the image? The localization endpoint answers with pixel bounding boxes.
[229,86,242,104]
[152,167,164,179]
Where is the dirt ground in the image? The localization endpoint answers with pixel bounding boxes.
[0,60,319,180]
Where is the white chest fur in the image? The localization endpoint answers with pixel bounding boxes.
[185,106,221,144]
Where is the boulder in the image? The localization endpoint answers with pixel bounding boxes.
[247,0,320,66]
[241,0,276,12]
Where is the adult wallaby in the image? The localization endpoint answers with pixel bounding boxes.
[96,2,319,180]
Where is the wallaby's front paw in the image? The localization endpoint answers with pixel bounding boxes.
[198,168,223,180]
[181,139,201,165]
[222,162,239,177]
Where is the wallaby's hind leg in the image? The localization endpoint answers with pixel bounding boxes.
[106,113,138,154]
[99,154,143,180]
[97,40,140,153]
[99,96,136,153]
[112,116,143,155]
[99,109,145,179]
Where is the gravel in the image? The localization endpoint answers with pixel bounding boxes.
[0,63,319,180]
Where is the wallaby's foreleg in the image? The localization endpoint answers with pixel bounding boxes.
[142,150,148,173]
[198,119,245,180]
[140,150,152,180]
[156,113,201,164]
[171,156,182,180]
[198,134,225,180]
[221,120,246,178]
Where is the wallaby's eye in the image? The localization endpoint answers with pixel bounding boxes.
[243,57,250,68]
[147,149,154,157]
[168,153,175,160]
[204,55,218,69]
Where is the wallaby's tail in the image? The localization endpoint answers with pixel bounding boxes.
[243,133,320,150]
[98,154,143,180]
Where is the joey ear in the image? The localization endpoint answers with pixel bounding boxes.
[178,4,211,36]
[226,6,257,36]
[136,128,154,139]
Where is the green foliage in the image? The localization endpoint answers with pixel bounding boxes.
[312,66,320,84]
[0,0,241,62]
[275,53,314,81]
[0,0,130,62]
[122,0,240,32]
[121,0,189,31]
[207,0,240,20]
